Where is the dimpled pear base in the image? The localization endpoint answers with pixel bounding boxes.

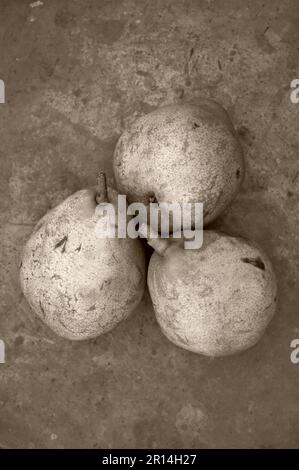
[148,231,277,357]
[114,101,244,225]
[20,189,146,340]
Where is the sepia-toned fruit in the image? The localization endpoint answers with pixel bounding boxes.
[114,100,244,227]
[145,229,277,357]
[20,174,146,340]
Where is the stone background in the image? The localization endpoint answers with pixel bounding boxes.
[0,0,299,448]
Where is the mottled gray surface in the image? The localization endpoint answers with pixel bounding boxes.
[0,0,299,449]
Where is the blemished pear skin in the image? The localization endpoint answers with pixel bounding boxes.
[144,229,277,357]
[114,100,244,227]
[20,174,146,340]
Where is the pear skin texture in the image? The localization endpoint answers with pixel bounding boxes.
[114,100,244,226]
[148,231,277,357]
[20,189,146,340]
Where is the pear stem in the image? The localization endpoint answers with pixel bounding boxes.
[96,172,108,204]
[138,223,170,256]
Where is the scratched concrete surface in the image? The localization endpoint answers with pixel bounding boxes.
[0,0,299,449]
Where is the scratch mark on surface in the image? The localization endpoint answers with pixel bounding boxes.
[241,257,265,271]
[184,47,194,86]
[54,235,68,253]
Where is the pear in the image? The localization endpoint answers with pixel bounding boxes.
[20,174,146,340]
[114,100,244,227]
[143,228,277,357]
